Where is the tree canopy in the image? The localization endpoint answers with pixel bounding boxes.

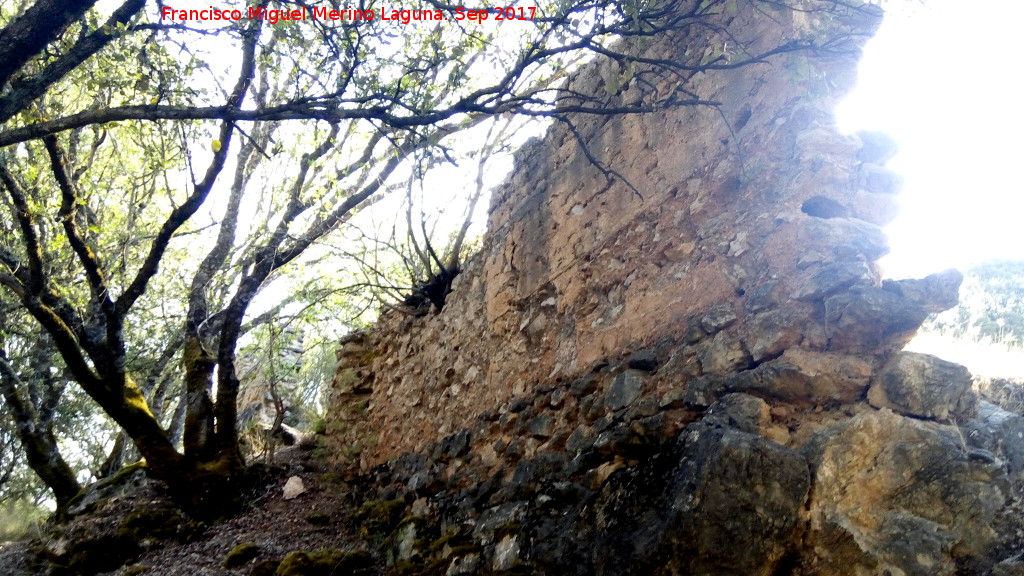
[0,0,872,516]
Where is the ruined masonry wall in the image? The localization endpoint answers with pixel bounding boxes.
[315,6,1024,573]
[326,1,956,468]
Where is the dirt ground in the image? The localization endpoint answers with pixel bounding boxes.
[0,448,372,576]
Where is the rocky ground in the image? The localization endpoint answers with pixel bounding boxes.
[0,447,375,576]
[109,468,363,575]
[5,373,1024,576]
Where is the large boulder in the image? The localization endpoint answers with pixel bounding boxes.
[541,420,810,575]
[804,409,1006,575]
[731,348,876,405]
[867,352,977,421]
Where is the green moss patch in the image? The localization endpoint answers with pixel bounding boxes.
[249,559,281,576]
[224,542,262,568]
[305,511,331,526]
[352,499,407,536]
[272,549,373,576]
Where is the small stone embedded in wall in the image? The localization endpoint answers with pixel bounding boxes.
[492,534,522,571]
[606,369,644,410]
[701,304,737,334]
[697,332,750,374]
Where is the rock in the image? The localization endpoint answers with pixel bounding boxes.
[745,280,781,313]
[659,387,686,408]
[975,375,1024,413]
[292,3,1024,573]
[394,522,418,561]
[859,163,905,195]
[696,331,750,373]
[824,286,930,354]
[730,348,874,405]
[580,395,605,422]
[867,352,976,421]
[849,188,900,226]
[700,304,737,333]
[606,369,645,410]
[283,476,306,500]
[64,462,148,517]
[683,317,708,344]
[856,130,899,164]
[223,542,261,568]
[626,349,659,372]
[805,409,1005,574]
[560,422,810,575]
[353,499,406,537]
[800,216,890,263]
[800,195,849,219]
[250,560,281,576]
[624,396,659,421]
[703,393,771,434]
[446,553,481,575]
[440,429,471,458]
[273,549,372,576]
[565,426,596,455]
[473,502,528,543]
[527,414,555,438]
[682,374,731,407]
[961,401,1024,488]
[29,465,205,576]
[492,534,522,571]
[569,373,599,397]
[993,558,1024,576]
[881,269,963,314]
[746,309,805,362]
[549,386,567,408]
[791,260,874,301]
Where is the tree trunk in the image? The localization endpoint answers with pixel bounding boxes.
[97,431,131,479]
[21,426,81,510]
[182,337,216,461]
[0,354,81,510]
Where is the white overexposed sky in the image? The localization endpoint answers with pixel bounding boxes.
[836,0,1024,280]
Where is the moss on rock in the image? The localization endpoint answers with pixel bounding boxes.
[224,542,262,568]
[272,549,373,576]
[304,511,331,526]
[250,559,281,576]
[352,499,406,536]
[116,504,185,542]
[61,461,148,519]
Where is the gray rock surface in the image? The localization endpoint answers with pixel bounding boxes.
[805,409,1007,574]
[868,352,976,421]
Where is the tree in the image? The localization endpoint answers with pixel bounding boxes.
[0,0,876,516]
[925,260,1024,346]
[0,324,81,509]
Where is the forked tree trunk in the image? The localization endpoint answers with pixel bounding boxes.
[0,402,81,510]
[0,350,82,510]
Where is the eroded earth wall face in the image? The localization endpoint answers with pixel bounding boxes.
[331,0,919,464]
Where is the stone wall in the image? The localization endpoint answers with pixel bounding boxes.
[324,1,1024,573]
[328,0,916,465]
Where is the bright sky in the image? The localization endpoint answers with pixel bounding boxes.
[836,0,1024,280]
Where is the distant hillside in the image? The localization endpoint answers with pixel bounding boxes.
[924,260,1024,346]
